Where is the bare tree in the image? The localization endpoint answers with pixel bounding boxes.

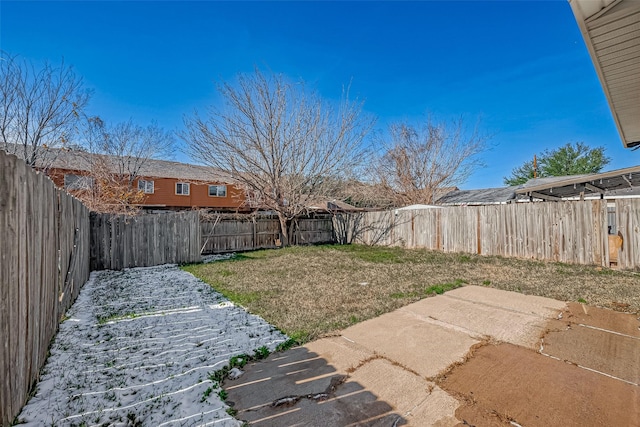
[0,51,90,166]
[183,69,374,245]
[95,119,175,186]
[70,117,175,214]
[376,116,488,206]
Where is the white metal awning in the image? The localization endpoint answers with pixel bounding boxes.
[569,0,640,148]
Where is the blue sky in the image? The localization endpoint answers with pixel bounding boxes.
[1,1,636,189]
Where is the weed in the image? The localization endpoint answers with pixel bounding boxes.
[125,412,142,427]
[209,368,228,384]
[229,354,248,368]
[253,346,270,360]
[226,407,238,417]
[424,279,467,295]
[218,389,228,400]
[578,298,587,304]
[97,312,139,325]
[275,338,297,352]
[390,292,407,299]
[482,280,491,286]
[201,387,213,402]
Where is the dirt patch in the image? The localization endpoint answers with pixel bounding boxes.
[560,302,640,337]
[438,343,640,427]
[541,302,640,385]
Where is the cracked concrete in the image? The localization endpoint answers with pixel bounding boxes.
[223,286,638,426]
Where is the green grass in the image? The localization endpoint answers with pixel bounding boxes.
[183,244,640,344]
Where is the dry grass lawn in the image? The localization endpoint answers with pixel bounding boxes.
[182,244,640,343]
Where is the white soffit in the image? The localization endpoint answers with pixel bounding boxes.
[570,0,640,148]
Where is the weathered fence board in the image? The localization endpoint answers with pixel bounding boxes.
[90,211,201,270]
[615,199,640,269]
[354,200,619,268]
[0,151,91,426]
[200,215,335,254]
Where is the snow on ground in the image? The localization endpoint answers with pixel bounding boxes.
[18,261,287,427]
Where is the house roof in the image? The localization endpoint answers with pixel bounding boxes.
[514,164,640,200]
[37,148,236,183]
[569,0,640,148]
[307,198,363,212]
[434,165,640,205]
[396,204,443,210]
[436,187,518,205]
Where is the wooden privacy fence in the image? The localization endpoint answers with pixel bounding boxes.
[355,200,640,269]
[614,199,640,269]
[0,151,91,426]
[200,214,336,254]
[90,210,202,270]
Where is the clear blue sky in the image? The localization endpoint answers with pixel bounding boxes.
[2,1,636,189]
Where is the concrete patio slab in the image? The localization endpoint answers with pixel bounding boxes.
[345,358,459,427]
[399,293,553,348]
[341,310,479,379]
[445,285,566,317]
[226,345,404,426]
[224,285,639,426]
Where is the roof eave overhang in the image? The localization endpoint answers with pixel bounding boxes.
[569,0,640,149]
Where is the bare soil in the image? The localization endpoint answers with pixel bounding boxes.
[438,302,640,427]
[439,343,640,427]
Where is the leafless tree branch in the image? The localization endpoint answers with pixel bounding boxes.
[375,116,488,206]
[183,68,374,244]
[0,51,90,167]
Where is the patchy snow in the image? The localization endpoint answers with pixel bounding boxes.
[18,263,287,426]
[202,253,236,264]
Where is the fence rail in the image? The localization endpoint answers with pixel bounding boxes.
[90,211,202,270]
[0,151,91,426]
[354,200,640,269]
[200,215,336,254]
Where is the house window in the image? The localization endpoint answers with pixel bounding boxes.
[176,182,190,195]
[138,179,154,194]
[208,185,227,197]
[64,174,94,190]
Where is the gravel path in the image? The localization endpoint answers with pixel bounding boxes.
[17,262,287,426]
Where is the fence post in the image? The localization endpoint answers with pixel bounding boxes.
[252,216,257,250]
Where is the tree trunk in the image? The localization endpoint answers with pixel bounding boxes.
[277,212,290,247]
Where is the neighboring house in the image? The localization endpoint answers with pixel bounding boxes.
[39,148,249,212]
[436,187,518,206]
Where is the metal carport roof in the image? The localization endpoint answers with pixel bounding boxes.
[515,164,640,200]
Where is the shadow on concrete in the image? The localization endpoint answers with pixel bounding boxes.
[224,346,407,426]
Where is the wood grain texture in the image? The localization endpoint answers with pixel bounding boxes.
[0,151,90,426]
[90,211,202,270]
[355,200,620,269]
